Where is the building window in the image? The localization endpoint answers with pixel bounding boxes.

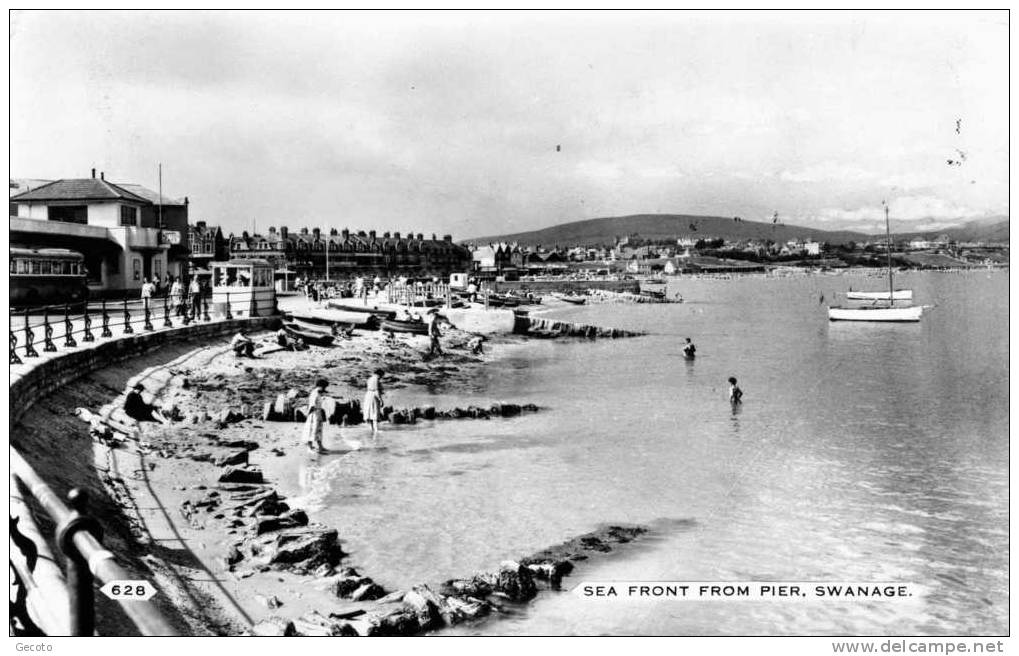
[49,205,88,224]
[120,206,138,226]
[133,258,142,281]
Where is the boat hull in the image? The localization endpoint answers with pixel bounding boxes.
[287,309,378,328]
[827,305,923,322]
[846,289,913,301]
[380,318,429,335]
[282,322,335,346]
[326,301,397,319]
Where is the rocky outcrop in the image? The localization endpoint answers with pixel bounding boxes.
[515,316,646,339]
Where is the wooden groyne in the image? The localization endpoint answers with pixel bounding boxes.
[514,315,646,339]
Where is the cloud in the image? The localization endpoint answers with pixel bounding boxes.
[813,195,991,232]
[780,162,876,184]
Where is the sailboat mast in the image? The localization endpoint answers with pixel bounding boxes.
[884,201,893,302]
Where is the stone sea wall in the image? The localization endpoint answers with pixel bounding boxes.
[9,317,275,429]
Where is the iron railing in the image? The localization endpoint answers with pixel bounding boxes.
[10,449,179,636]
[10,290,277,365]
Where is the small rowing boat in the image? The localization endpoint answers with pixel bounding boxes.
[326,301,397,319]
[379,318,429,335]
[282,322,335,346]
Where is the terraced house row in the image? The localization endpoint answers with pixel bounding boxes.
[192,225,473,279]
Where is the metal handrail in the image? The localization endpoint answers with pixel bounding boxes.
[10,449,179,636]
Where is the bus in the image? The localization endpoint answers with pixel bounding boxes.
[10,247,89,307]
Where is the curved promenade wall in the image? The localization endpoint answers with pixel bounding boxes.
[9,317,275,429]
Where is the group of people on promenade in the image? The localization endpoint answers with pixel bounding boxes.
[680,336,743,405]
[140,275,208,319]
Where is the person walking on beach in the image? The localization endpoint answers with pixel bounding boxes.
[363,368,384,437]
[426,309,443,357]
[304,378,329,453]
[682,337,696,359]
[728,377,743,405]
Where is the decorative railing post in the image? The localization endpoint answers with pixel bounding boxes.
[163,292,172,328]
[63,304,77,348]
[82,302,95,342]
[181,294,191,326]
[143,297,154,331]
[42,309,57,352]
[11,331,22,364]
[101,300,112,338]
[225,291,233,320]
[57,488,101,636]
[24,310,38,358]
[122,294,134,334]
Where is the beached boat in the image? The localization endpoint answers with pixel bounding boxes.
[828,203,923,323]
[282,322,335,346]
[846,289,913,301]
[379,317,429,335]
[287,308,378,328]
[560,295,587,305]
[326,300,397,319]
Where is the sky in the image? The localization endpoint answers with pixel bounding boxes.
[9,10,1010,239]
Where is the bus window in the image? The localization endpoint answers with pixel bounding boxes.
[10,260,16,274]
[30,260,41,274]
[17,260,28,274]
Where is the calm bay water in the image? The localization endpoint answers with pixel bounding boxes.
[281,270,1008,635]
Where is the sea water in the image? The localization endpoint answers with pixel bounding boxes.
[278,270,1008,635]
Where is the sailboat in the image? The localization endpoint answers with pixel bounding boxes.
[828,203,923,322]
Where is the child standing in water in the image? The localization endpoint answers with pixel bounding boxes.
[304,378,329,453]
[363,368,385,437]
[728,377,743,404]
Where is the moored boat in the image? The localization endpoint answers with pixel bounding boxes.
[827,305,923,322]
[846,289,913,301]
[827,202,924,323]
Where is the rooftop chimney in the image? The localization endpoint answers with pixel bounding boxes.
[100,171,105,180]
[197,220,207,229]
[383,231,391,239]
[394,231,401,240]
[330,228,338,236]
[369,230,376,240]
[91,168,96,179]
[312,227,321,238]
[417,233,424,241]
[443,234,452,242]
[280,226,288,239]
[432,233,437,241]
[341,228,350,240]
[268,226,277,234]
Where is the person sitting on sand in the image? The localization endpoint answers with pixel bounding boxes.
[728,377,743,405]
[304,378,329,453]
[682,337,696,359]
[124,383,170,424]
[468,335,485,354]
[276,328,307,351]
[363,368,385,437]
[231,330,256,357]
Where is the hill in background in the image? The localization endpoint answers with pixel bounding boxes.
[466,213,1009,248]
[466,214,871,247]
[892,216,1009,244]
